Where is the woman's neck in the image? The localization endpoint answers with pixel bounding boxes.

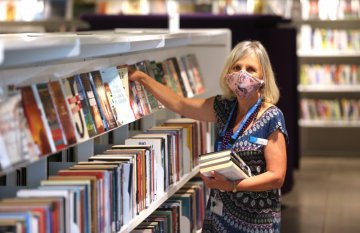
[236,94,261,117]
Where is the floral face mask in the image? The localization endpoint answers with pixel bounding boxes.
[225,70,264,99]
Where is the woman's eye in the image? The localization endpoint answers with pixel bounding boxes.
[232,65,241,72]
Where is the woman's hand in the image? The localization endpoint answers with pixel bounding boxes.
[128,69,149,83]
[200,171,234,192]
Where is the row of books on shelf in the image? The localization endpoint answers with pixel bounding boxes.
[299,26,360,51]
[300,98,360,121]
[301,0,360,20]
[0,53,205,171]
[0,117,212,233]
[299,64,360,85]
[132,177,207,233]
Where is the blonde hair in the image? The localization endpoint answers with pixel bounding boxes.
[219,41,280,104]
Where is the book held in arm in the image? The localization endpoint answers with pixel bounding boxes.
[199,149,252,181]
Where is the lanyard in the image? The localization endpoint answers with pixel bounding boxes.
[216,97,262,151]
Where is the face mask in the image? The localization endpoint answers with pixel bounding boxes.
[225,70,264,99]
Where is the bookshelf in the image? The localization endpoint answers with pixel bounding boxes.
[295,10,360,156]
[119,166,199,233]
[0,29,231,232]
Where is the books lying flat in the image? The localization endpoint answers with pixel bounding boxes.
[199,150,251,181]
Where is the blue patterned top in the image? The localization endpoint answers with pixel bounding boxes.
[202,95,288,233]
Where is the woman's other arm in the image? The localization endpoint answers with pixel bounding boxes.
[201,130,287,192]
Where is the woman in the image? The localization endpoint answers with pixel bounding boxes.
[129,40,288,233]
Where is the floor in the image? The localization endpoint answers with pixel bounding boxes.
[281,156,360,233]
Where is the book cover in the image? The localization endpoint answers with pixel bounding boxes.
[116,65,130,100]
[135,60,159,112]
[48,80,77,145]
[185,54,205,94]
[100,66,135,125]
[176,56,194,98]
[89,70,117,130]
[162,60,183,96]
[74,74,98,137]
[0,93,39,169]
[20,86,53,155]
[79,72,105,134]
[61,75,92,141]
[35,83,67,151]
[167,57,188,97]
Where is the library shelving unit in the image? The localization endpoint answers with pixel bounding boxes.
[0,28,231,232]
[296,17,360,157]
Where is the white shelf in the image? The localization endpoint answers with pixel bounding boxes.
[119,166,200,233]
[0,29,231,69]
[0,33,80,68]
[297,50,360,57]
[298,85,360,93]
[299,119,360,127]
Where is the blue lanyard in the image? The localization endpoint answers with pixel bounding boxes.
[216,97,262,151]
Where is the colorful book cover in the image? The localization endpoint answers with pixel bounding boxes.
[35,83,67,150]
[89,71,118,130]
[176,56,194,98]
[127,64,145,119]
[100,66,135,125]
[135,60,159,112]
[61,76,93,140]
[48,80,77,145]
[0,94,38,168]
[74,74,98,137]
[167,57,188,97]
[20,86,53,155]
[161,60,182,96]
[185,54,205,94]
[79,72,105,134]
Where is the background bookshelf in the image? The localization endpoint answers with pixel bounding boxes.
[295,0,360,157]
[0,29,230,232]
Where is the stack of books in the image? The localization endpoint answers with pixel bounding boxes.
[199,150,252,181]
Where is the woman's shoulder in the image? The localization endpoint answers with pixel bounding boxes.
[213,95,236,125]
[258,103,284,120]
[256,103,288,141]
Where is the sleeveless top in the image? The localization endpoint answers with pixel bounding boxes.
[201,95,289,233]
